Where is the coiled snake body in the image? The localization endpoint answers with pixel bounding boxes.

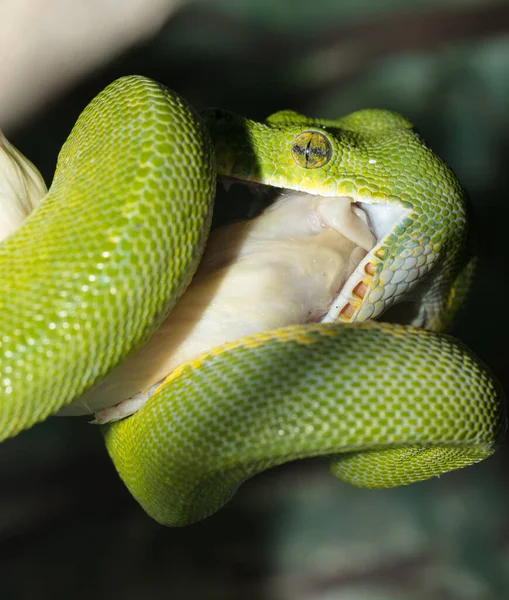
[0,76,505,525]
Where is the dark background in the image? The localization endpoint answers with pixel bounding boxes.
[1,1,509,598]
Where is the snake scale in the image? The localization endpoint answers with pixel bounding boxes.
[0,76,505,526]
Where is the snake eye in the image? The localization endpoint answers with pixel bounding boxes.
[291,131,332,169]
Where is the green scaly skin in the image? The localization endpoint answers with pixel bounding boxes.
[0,76,215,436]
[0,76,505,526]
[205,107,471,329]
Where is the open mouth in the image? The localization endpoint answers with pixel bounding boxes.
[322,195,409,323]
[219,178,409,325]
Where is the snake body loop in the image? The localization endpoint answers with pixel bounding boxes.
[0,76,505,526]
[0,77,215,437]
[105,322,504,526]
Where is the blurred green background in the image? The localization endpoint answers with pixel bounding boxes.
[1,1,509,598]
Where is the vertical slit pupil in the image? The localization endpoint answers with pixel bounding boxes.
[305,138,312,168]
[291,131,331,169]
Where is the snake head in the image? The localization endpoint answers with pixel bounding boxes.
[202,107,472,332]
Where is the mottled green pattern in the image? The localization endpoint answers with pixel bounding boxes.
[0,77,504,528]
[105,323,504,526]
[0,76,215,438]
[204,108,469,328]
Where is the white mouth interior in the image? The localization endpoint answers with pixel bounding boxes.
[360,202,408,244]
[321,196,408,322]
[219,180,409,322]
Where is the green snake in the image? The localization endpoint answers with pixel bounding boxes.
[0,76,505,526]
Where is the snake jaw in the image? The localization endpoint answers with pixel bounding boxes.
[322,199,412,324]
[220,178,423,326]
